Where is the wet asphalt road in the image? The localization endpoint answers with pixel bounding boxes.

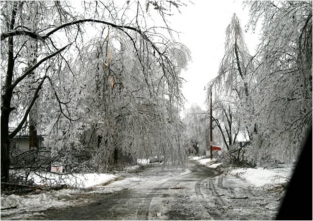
[30,162,282,220]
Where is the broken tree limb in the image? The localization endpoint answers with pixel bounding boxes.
[1,206,18,210]
[228,196,249,199]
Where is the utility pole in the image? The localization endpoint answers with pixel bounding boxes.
[210,88,213,159]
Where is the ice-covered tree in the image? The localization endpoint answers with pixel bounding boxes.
[206,14,255,163]
[182,105,208,156]
[1,1,190,181]
[244,1,312,164]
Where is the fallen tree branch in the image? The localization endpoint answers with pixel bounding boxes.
[1,206,18,210]
[1,182,31,188]
[228,196,249,199]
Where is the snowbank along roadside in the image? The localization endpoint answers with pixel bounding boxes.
[1,163,146,219]
[190,156,293,188]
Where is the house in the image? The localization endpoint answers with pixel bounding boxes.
[10,134,51,171]
[11,134,45,154]
[235,130,250,147]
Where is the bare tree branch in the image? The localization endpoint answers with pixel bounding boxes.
[8,43,71,92]
[9,76,47,139]
[1,19,144,41]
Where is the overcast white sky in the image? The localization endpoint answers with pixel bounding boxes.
[167,0,261,115]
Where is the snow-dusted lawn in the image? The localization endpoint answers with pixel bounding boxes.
[1,183,132,220]
[1,171,122,219]
[229,166,293,187]
[10,163,144,190]
[191,156,293,188]
[2,189,78,219]
[29,172,118,188]
[1,163,148,219]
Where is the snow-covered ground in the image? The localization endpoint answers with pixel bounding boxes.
[1,157,294,220]
[229,166,292,187]
[29,172,118,188]
[1,164,144,219]
[190,156,293,188]
[1,173,123,219]
[189,156,223,169]
[2,188,104,219]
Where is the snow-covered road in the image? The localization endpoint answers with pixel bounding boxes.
[6,161,287,220]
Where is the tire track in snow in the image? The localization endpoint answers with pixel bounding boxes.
[198,176,238,219]
[137,163,218,220]
[194,178,215,219]
[203,175,275,220]
[136,170,192,220]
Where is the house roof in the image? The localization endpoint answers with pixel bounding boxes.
[235,130,250,142]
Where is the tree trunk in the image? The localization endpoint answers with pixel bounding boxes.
[1,111,11,183]
[29,124,38,148]
[210,89,213,159]
[28,81,39,149]
[1,2,19,182]
[113,148,118,165]
[28,33,39,149]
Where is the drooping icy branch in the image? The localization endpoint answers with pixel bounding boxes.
[1,19,145,41]
[7,43,71,92]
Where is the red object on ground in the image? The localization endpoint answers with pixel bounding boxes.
[211,146,221,151]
